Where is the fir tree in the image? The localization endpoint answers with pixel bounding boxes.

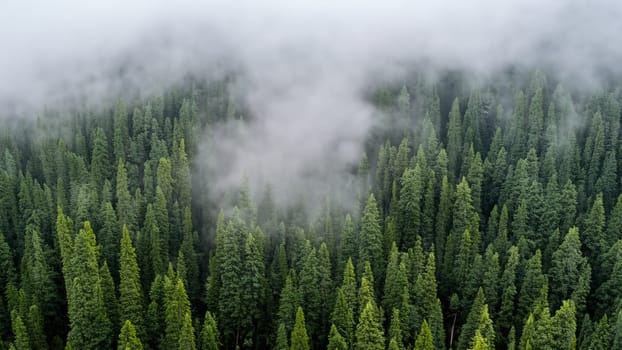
[414,320,435,350]
[290,307,310,350]
[118,320,143,350]
[355,301,384,350]
[119,225,144,337]
[327,324,348,350]
[198,311,220,350]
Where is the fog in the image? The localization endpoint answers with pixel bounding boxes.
[2,0,621,209]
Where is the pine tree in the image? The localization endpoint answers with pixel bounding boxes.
[119,225,144,338]
[198,311,220,350]
[457,288,486,350]
[116,159,135,231]
[612,309,622,349]
[299,247,321,347]
[339,215,357,270]
[447,98,463,179]
[550,227,591,313]
[275,323,289,350]
[290,307,310,350]
[355,301,384,350]
[100,262,119,334]
[388,308,404,350]
[414,320,435,350]
[588,315,610,350]
[436,175,451,264]
[332,288,355,347]
[240,231,267,345]
[91,127,111,194]
[27,304,47,350]
[20,225,57,329]
[327,324,348,350]
[67,222,112,349]
[172,139,192,209]
[164,277,192,350]
[384,243,407,316]
[583,193,606,266]
[278,270,302,336]
[359,194,383,284]
[517,250,546,324]
[550,300,576,350]
[398,166,424,248]
[178,312,196,350]
[113,99,129,161]
[100,201,119,279]
[218,213,244,347]
[11,311,30,350]
[498,246,519,341]
[118,320,143,350]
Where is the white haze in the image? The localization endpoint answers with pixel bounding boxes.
[2,0,622,209]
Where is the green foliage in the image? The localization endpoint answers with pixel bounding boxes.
[414,320,434,350]
[119,225,144,337]
[118,320,144,350]
[327,324,347,350]
[359,194,384,282]
[198,311,220,350]
[6,72,622,350]
[290,307,310,350]
[355,301,384,350]
[67,222,112,349]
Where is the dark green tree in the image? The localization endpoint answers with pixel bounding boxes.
[119,225,144,337]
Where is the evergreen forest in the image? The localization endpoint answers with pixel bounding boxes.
[2,71,622,350]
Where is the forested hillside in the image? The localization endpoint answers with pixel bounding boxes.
[1,71,622,350]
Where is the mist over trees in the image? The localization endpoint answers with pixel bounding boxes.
[0,69,621,350]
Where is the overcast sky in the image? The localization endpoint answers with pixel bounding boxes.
[2,0,621,208]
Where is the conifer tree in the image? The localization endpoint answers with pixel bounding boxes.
[498,246,519,338]
[355,301,384,350]
[414,320,435,350]
[116,159,134,231]
[198,311,220,350]
[218,214,245,347]
[119,225,144,337]
[517,250,546,324]
[457,288,486,350]
[327,324,348,350]
[550,227,591,313]
[100,262,119,333]
[388,308,404,350]
[447,98,462,179]
[178,312,196,350]
[290,307,310,350]
[359,194,383,284]
[275,323,289,350]
[612,309,622,349]
[398,166,424,248]
[67,222,112,349]
[588,315,610,350]
[332,287,354,347]
[164,277,192,349]
[278,270,302,336]
[383,243,407,316]
[240,231,267,344]
[11,311,30,350]
[583,193,606,266]
[113,99,129,161]
[91,127,111,194]
[118,320,143,350]
[27,304,47,350]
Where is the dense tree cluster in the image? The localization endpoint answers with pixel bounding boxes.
[0,72,622,349]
